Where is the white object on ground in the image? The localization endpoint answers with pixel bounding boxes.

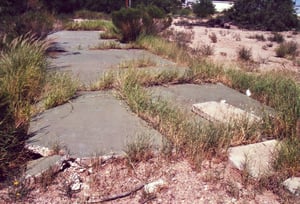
[246,89,251,97]
[144,179,167,194]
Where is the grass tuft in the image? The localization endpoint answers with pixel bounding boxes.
[42,72,78,109]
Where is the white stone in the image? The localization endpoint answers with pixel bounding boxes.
[228,140,279,178]
[283,177,300,195]
[192,101,260,123]
[71,182,82,191]
[144,179,166,194]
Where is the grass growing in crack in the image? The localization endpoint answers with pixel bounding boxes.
[118,57,157,69]
[125,134,154,163]
[91,71,115,90]
[42,72,78,109]
[64,19,114,31]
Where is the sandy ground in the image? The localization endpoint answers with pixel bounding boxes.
[170,17,300,73]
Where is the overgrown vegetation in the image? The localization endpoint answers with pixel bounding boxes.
[226,0,299,31]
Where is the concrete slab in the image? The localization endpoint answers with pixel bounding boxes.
[27,91,162,158]
[192,101,261,123]
[150,83,274,118]
[283,177,300,195]
[26,155,62,178]
[228,140,279,178]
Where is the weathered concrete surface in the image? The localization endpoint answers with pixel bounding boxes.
[228,140,279,178]
[150,83,273,118]
[283,177,300,195]
[192,101,261,123]
[26,155,62,178]
[27,91,162,158]
[47,31,181,84]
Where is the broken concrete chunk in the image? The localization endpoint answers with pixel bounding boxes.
[192,101,260,123]
[283,177,300,195]
[144,179,167,194]
[228,140,279,178]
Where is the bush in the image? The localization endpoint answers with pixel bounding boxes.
[112,6,171,42]
[276,41,299,58]
[112,8,143,42]
[237,46,252,61]
[192,0,215,18]
[268,32,284,43]
[226,0,299,31]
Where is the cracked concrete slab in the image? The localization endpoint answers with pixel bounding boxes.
[27,91,162,158]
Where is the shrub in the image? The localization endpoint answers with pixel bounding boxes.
[249,34,266,41]
[226,0,299,31]
[268,32,284,43]
[192,0,216,18]
[112,6,171,42]
[237,46,252,61]
[276,41,299,58]
[209,32,217,43]
[112,7,143,42]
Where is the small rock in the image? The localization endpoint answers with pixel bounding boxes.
[283,177,300,195]
[71,182,82,191]
[144,179,167,194]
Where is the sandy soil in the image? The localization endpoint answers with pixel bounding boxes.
[170,17,300,73]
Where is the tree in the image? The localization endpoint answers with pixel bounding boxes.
[192,0,215,18]
[226,0,299,31]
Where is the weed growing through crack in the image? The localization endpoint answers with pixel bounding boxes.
[91,71,115,90]
[42,72,78,109]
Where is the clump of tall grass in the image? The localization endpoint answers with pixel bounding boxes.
[125,134,154,162]
[42,72,78,109]
[237,46,252,61]
[0,34,49,126]
[65,19,114,31]
[0,34,48,181]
